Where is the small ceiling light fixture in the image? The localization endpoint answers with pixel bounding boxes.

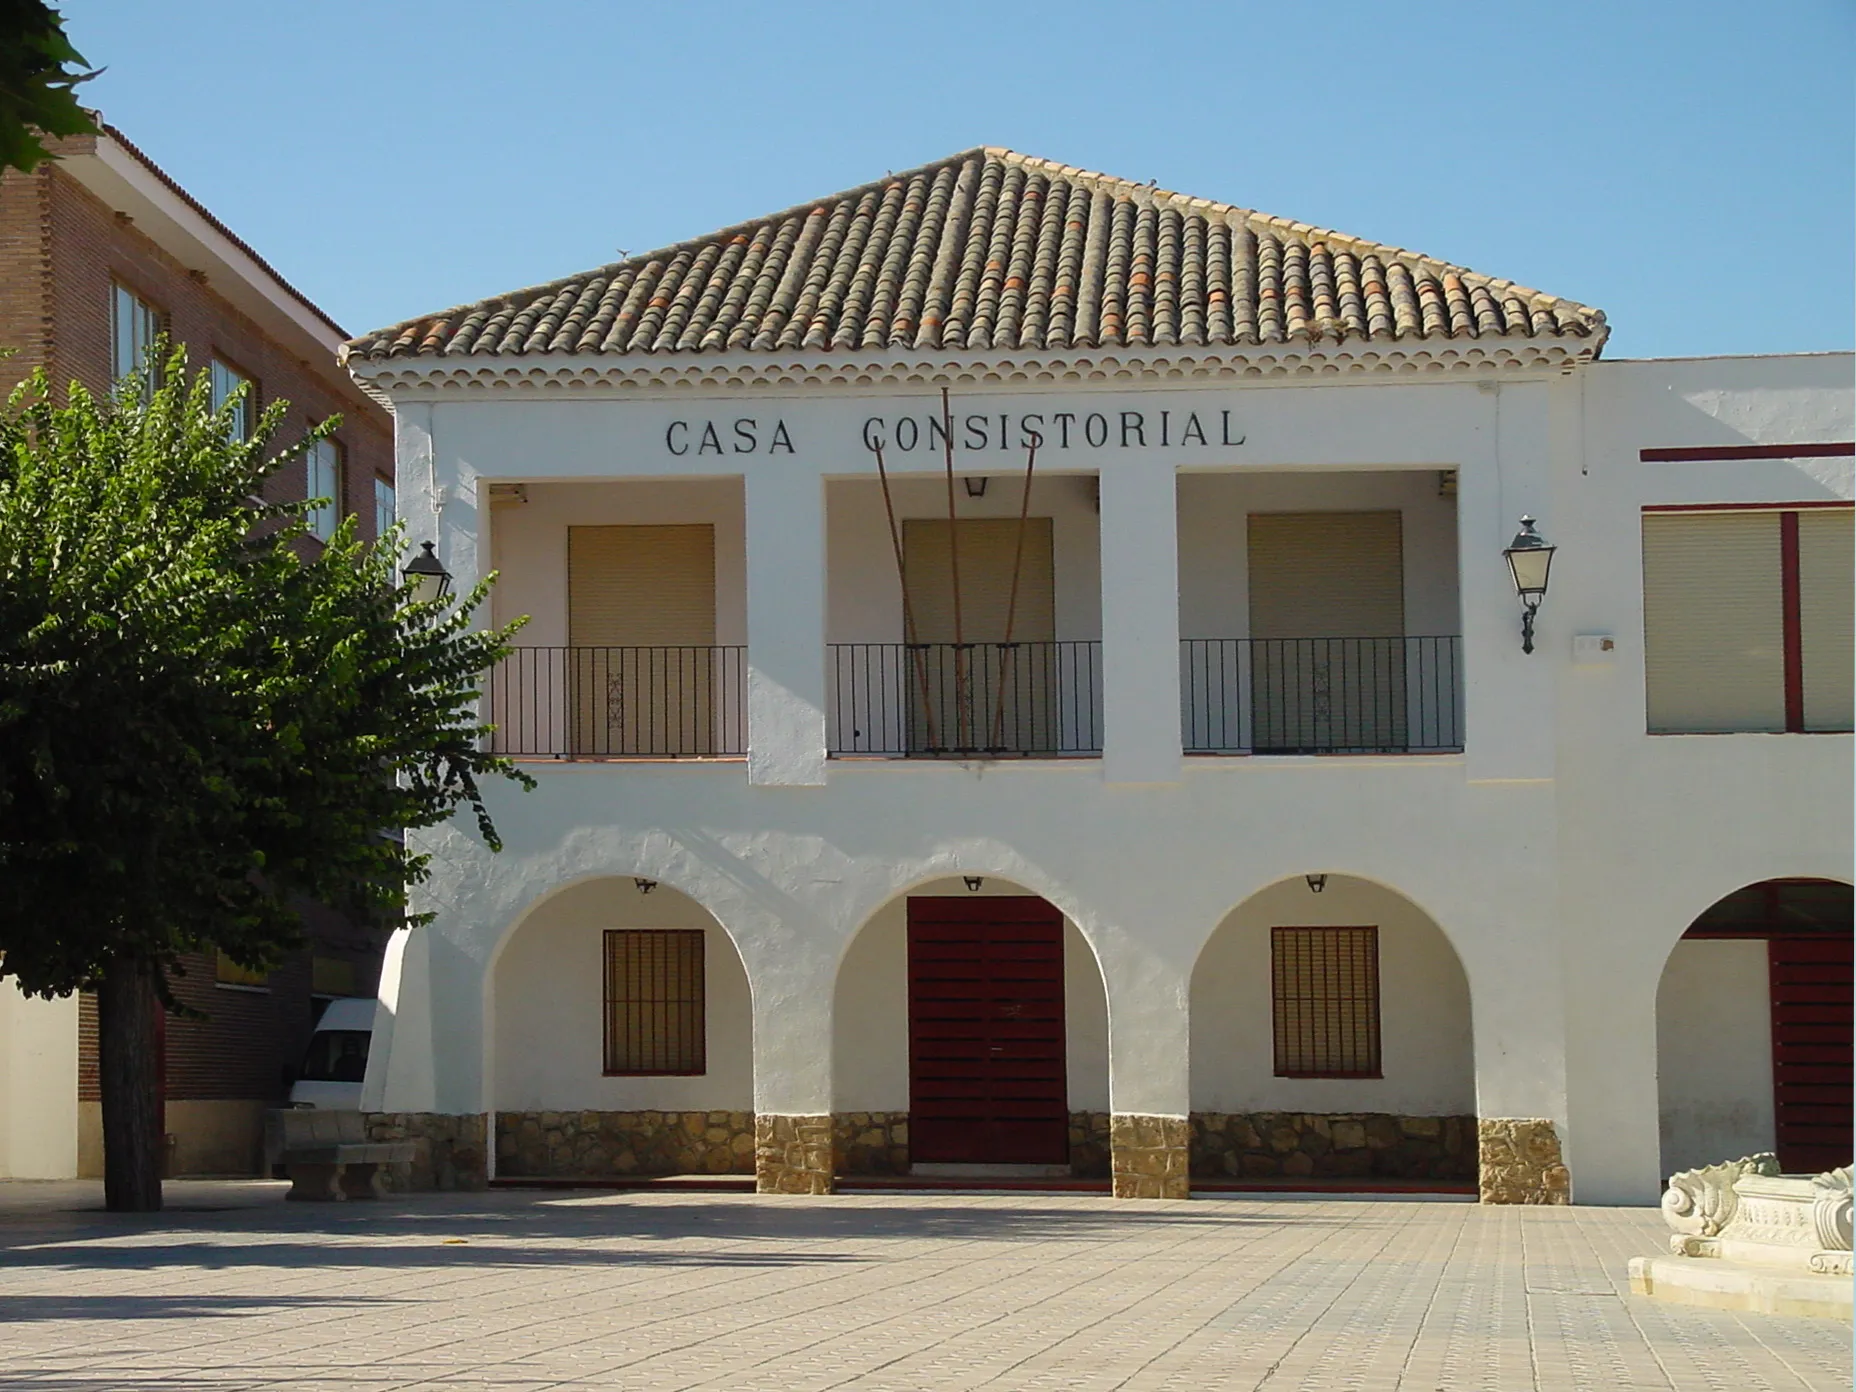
[401,540,453,604]
[1502,515,1558,655]
[964,876,984,893]
[633,877,658,895]
[963,476,988,498]
[1305,873,1328,894]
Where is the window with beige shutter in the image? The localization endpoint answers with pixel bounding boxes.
[1797,510,1854,732]
[1247,512,1407,751]
[1642,508,1850,734]
[901,518,1056,752]
[1271,926,1382,1078]
[567,525,718,754]
[603,930,705,1075]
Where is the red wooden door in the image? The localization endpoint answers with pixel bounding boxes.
[908,897,1068,1165]
[1770,935,1853,1173]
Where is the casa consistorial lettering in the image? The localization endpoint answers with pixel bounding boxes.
[859,406,1244,454]
[664,418,797,456]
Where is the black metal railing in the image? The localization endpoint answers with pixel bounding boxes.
[829,641,1103,757]
[1181,636,1462,754]
[489,646,746,756]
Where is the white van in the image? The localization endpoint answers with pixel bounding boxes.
[288,997,376,1109]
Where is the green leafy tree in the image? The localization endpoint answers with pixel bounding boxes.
[0,2,99,175]
[0,347,529,1210]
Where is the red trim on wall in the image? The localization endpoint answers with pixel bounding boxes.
[1780,511,1804,732]
[1640,442,1854,462]
[1641,500,1855,513]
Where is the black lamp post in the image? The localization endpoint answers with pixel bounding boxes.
[1502,516,1556,655]
[401,541,452,604]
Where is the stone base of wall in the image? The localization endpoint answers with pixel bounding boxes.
[1070,1111,1111,1178]
[1111,1114,1190,1199]
[365,1113,488,1192]
[756,1113,833,1194]
[1478,1118,1571,1205]
[833,1112,909,1174]
[495,1110,754,1179]
[1192,1113,1476,1181]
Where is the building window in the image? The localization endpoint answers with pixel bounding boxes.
[110,283,161,394]
[603,929,705,1075]
[209,358,254,441]
[1271,926,1381,1078]
[1643,508,1853,734]
[374,476,395,541]
[306,437,343,541]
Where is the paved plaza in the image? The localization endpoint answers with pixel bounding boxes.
[0,1181,1847,1390]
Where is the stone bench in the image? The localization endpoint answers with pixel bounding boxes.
[272,1110,416,1201]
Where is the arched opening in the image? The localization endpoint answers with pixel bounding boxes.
[832,877,1109,1176]
[1189,873,1475,1184]
[1657,878,1852,1176]
[490,876,754,1179]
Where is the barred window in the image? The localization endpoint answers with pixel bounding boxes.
[603,930,705,1075]
[1271,926,1381,1078]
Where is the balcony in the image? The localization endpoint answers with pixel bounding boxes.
[828,641,1103,757]
[489,646,746,757]
[1181,636,1463,755]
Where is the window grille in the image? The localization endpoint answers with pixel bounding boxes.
[603,930,705,1075]
[1271,926,1381,1078]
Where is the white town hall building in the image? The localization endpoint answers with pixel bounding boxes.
[14,148,1838,1201]
[332,148,1853,1206]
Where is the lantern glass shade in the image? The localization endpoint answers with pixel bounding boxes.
[1503,517,1556,600]
[401,540,452,604]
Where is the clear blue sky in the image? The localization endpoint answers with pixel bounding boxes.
[68,0,1853,360]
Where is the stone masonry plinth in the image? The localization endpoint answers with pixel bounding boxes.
[756,1113,834,1194]
[1192,1112,1475,1181]
[1112,1114,1190,1199]
[1477,1118,1572,1204]
[364,1113,488,1192]
[833,1112,909,1174]
[496,1110,754,1179]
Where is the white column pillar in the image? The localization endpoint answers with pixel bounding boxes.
[0,983,77,1179]
[742,942,836,1193]
[1460,382,1556,783]
[363,924,436,1115]
[1100,941,1192,1199]
[745,469,827,786]
[1099,462,1181,785]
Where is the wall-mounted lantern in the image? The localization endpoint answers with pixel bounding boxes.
[964,876,984,893]
[1502,516,1556,655]
[963,477,988,498]
[633,878,658,895]
[1305,874,1328,894]
[401,540,453,604]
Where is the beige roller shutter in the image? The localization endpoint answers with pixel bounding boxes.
[900,518,1056,753]
[567,525,717,754]
[1798,510,1854,732]
[1248,511,1404,639]
[1247,512,1406,751]
[902,518,1055,643]
[1642,512,1784,733]
[568,524,716,647]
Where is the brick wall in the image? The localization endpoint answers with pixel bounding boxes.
[0,165,54,395]
[28,144,393,537]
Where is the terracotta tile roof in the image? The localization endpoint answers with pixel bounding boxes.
[345,148,1606,363]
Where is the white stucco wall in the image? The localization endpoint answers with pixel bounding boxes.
[1189,875,1474,1114]
[831,877,1109,1113]
[491,878,753,1112]
[1656,938,1774,1178]
[0,982,78,1179]
[361,351,1853,1205]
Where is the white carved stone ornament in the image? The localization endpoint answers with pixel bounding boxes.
[1659,1153,1777,1237]
[1661,1157,1853,1275]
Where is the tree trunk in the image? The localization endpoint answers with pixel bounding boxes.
[97,960,164,1211]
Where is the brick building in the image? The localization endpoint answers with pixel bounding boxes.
[0,123,397,1178]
